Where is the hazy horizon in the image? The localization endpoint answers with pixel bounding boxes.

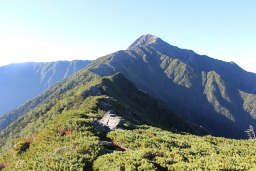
[0,0,255,73]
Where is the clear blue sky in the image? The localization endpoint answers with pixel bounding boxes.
[0,0,255,72]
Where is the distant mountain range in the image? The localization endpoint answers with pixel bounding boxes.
[0,60,91,116]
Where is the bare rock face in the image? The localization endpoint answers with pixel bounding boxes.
[98,112,124,130]
[94,111,124,133]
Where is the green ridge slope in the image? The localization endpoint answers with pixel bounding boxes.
[0,73,255,170]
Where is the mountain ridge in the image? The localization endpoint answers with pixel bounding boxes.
[0,60,255,170]
[1,34,256,139]
[0,70,202,155]
[0,35,256,170]
[87,34,256,138]
[0,60,92,116]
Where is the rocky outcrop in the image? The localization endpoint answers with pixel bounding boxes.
[93,111,124,133]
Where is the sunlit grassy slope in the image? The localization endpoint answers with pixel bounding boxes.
[0,72,256,170]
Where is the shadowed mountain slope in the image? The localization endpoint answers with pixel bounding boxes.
[87,34,256,138]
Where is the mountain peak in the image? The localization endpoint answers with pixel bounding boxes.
[128,34,162,50]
